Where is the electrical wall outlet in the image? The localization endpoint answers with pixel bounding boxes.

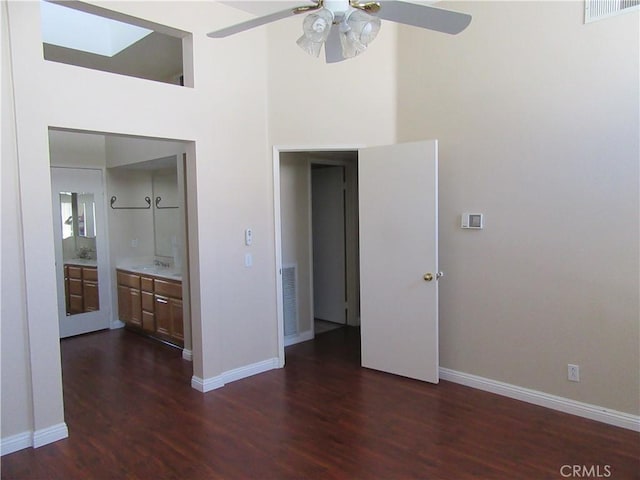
[568,364,580,382]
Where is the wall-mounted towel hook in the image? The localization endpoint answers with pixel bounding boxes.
[110,196,151,210]
[155,196,178,209]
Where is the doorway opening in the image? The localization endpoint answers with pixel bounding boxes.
[274,140,441,383]
[274,147,361,364]
[48,128,194,361]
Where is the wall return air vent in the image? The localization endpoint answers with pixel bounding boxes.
[585,0,640,22]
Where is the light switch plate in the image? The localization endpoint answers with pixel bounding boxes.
[461,213,484,229]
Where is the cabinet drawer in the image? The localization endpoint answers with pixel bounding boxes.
[83,267,98,281]
[68,266,83,279]
[154,279,181,299]
[117,270,140,289]
[141,277,154,292]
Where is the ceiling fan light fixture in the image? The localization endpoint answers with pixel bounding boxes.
[296,8,334,57]
[339,9,380,58]
[347,9,381,44]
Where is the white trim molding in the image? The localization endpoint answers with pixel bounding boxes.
[192,357,281,393]
[191,374,224,393]
[440,368,640,432]
[1,431,32,456]
[284,330,313,347]
[182,349,192,361]
[33,422,69,448]
[2,422,69,456]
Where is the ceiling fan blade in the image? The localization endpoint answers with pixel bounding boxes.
[376,1,471,35]
[324,27,346,63]
[207,7,299,38]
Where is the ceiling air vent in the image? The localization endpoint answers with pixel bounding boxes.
[585,0,640,22]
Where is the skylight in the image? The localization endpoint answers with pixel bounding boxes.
[40,1,152,57]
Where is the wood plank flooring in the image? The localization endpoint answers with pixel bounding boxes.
[2,327,638,479]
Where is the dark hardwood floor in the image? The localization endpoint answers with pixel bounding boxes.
[2,327,638,479]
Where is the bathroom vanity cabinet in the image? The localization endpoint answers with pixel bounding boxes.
[117,269,184,347]
[64,263,99,315]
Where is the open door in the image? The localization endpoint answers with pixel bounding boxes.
[51,167,111,338]
[358,140,439,383]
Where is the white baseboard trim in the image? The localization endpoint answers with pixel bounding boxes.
[223,357,280,384]
[33,422,68,448]
[439,368,640,432]
[191,357,280,393]
[1,431,32,456]
[110,319,125,329]
[182,349,192,361]
[191,374,224,392]
[2,422,69,456]
[284,330,313,347]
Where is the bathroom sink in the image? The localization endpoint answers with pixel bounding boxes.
[132,265,156,271]
[126,265,181,280]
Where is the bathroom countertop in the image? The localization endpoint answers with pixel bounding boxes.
[117,264,182,281]
[64,258,98,267]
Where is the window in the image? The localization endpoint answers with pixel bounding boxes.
[41,1,192,86]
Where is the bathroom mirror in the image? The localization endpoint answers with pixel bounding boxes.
[58,191,99,316]
[152,166,179,259]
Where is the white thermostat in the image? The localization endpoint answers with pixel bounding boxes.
[461,213,484,229]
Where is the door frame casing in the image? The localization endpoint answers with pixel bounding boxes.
[273,144,363,367]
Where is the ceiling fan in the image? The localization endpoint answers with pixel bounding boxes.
[208,0,471,63]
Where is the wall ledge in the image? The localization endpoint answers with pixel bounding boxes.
[440,368,640,432]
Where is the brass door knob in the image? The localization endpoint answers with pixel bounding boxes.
[423,273,433,282]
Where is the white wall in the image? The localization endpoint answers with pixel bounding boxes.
[106,169,156,264]
[1,0,34,442]
[48,130,107,167]
[397,1,639,415]
[266,18,398,147]
[105,136,186,168]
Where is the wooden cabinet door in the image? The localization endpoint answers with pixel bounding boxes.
[118,285,131,321]
[170,298,184,343]
[68,278,84,314]
[69,293,84,315]
[129,288,142,327]
[142,310,155,332]
[83,281,99,312]
[155,295,171,336]
[141,291,155,332]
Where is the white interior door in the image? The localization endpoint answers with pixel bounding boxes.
[358,140,439,383]
[312,166,346,324]
[51,167,111,338]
